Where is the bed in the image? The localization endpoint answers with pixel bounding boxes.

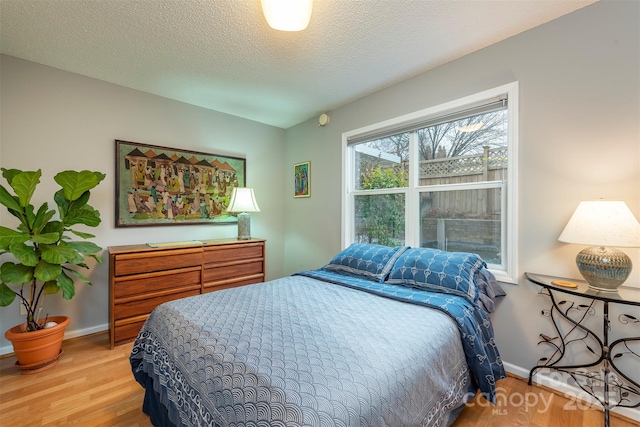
[130,244,506,427]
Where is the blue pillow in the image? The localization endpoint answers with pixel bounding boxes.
[385,247,486,303]
[324,243,408,282]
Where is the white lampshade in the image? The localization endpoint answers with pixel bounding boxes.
[227,188,261,213]
[261,0,313,31]
[558,201,640,247]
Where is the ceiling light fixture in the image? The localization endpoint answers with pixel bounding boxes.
[261,0,313,31]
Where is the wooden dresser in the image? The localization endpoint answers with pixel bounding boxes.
[108,238,265,348]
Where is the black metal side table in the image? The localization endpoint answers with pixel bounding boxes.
[525,272,640,427]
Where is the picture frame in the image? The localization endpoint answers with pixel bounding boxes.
[115,140,246,227]
[294,161,311,198]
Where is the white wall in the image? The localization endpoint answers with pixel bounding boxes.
[284,0,640,417]
[0,55,286,352]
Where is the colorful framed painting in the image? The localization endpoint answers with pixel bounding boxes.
[115,140,246,227]
[294,161,311,198]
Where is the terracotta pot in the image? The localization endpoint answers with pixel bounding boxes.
[4,315,70,374]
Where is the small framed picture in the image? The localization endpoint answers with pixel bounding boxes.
[294,161,311,198]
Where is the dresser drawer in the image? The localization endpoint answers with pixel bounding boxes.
[114,268,201,299]
[203,242,263,264]
[203,275,264,292]
[114,319,148,346]
[113,288,200,320]
[114,249,202,276]
[203,259,263,283]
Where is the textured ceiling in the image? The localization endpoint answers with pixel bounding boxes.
[0,0,597,129]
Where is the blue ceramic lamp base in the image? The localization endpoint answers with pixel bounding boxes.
[576,246,632,292]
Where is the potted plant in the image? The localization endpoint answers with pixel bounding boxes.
[0,168,105,373]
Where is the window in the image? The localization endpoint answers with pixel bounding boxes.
[342,83,518,283]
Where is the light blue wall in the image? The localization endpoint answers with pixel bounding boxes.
[283,0,640,392]
[0,55,286,351]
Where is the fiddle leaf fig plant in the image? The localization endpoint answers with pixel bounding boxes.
[0,168,106,332]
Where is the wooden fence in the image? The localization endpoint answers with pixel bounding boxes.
[419,146,507,218]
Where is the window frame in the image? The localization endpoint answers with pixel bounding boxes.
[342,82,519,283]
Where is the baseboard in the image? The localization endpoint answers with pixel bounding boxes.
[503,361,640,422]
[0,323,108,357]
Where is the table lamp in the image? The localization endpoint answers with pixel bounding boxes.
[227,187,260,240]
[558,200,640,291]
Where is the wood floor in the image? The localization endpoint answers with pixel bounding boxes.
[0,332,637,427]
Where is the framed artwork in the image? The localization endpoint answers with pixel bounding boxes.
[115,140,246,227]
[294,161,311,198]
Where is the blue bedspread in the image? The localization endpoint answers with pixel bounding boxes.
[296,269,506,403]
[130,274,489,427]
